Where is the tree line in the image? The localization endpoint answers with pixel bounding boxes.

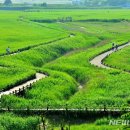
[82,0,130,7]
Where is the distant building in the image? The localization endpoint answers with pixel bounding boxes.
[0,0,73,4]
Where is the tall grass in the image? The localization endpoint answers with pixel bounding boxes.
[104,46,130,71]
[1,9,130,109]
[0,113,39,130]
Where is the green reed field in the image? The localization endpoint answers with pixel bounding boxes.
[1,9,130,129]
[0,113,39,130]
[0,11,67,54]
[104,46,130,71]
[1,9,130,108]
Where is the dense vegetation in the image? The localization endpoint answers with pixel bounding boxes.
[1,112,129,130]
[0,9,130,109]
[0,11,67,55]
[1,9,130,129]
[0,113,39,130]
[104,45,130,71]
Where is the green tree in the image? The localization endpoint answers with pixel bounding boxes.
[41,2,47,7]
[4,0,12,5]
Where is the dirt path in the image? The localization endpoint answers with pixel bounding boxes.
[90,42,130,69]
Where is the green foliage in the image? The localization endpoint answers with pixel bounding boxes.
[1,9,130,109]
[54,122,123,130]
[104,46,130,71]
[0,11,67,55]
[0,113,39,130]
[1,8,130,130]
[95,118,110,125]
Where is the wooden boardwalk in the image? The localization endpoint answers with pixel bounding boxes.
[1,107,129,117]
[90,42,130,69]
[0,73,46,98]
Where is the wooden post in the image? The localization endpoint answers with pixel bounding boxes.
[27,106,30,115]
[7,106,10,111]
[47,104,49,111]
[41,116,46,130]
[65,103,68,117]
[38,118,41,130]
[30,83,32,88]
[19,88,21,93]
[15,90,17,95]
[85,104,88,111]
[65,104,68,111]
[104,104,107,112]
[27,85,29,89]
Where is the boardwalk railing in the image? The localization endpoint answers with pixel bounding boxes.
[1,106,130,117]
